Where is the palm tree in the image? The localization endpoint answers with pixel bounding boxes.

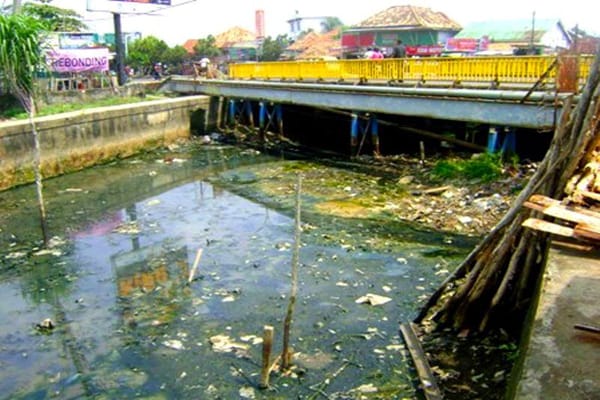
[0,13,50,244]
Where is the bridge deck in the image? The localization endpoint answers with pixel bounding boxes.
[167,77,571,129]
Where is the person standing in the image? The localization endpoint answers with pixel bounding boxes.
[393,39,407,58]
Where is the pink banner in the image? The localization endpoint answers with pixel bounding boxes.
[47,48,110,73]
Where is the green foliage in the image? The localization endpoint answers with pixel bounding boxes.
[432,153,504,182]
[22,1,87,32]
[162,45,191,72]
[194,35,221,58]
[2,95,166,120]
[260,35,291,61]
[0,13,47,103]
[126,36,169,73]
[321,16,343,33]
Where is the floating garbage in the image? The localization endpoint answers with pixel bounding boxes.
[355,293,392,306]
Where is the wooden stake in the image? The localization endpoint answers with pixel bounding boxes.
[400,323,443,400]
[188,248,204,284]
[259,325,274,389]
[420,141,425,162]
[281,174,302,371]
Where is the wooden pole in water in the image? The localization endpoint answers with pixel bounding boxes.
[259,325,274,388]
[188,248,203,284]
[281,174,302,370]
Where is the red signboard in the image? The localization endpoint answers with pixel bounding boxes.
[406,45,444,57]
[341,33,375,47]
[445,37,489,52]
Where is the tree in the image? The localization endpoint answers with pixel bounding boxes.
[127,36,169,75]
[22,0,87,32]
[194,35,221,58]
[321,16,343,33]
[259,35,291,61]
[416,49,600,336]
[0,13,49,244]
[162,45,191,74]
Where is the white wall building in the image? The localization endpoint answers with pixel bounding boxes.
[287,11,331,40]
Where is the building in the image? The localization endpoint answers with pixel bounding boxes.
[214,26,258,62]
[287,11,335,40]
[452,19,571,55]
[341,5,461,58]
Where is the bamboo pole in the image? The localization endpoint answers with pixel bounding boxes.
[417,46,600,334]
[400,323,443,400]
[187,248,203,284]
[259,325,274,389]
[281,174,302,371]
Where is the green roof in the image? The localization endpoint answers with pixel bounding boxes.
[455,19,559,42]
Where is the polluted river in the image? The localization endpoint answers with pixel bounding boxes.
[0,138,480,399]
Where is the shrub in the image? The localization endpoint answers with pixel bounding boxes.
[432,153,503,182]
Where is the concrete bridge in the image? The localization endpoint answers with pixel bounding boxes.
[166,77,569,130]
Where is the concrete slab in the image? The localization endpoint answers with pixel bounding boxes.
[515,244,600,399]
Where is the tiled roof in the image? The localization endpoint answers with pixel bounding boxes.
[354,5,461,31]
[288,29,342,60]
[287,31,321,51]
[214,26,256,48]
[182,39,198,54]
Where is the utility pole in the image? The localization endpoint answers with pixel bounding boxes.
[113,12,127,86]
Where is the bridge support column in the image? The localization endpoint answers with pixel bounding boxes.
[228,99,237,128]
[350,112,380,157]
[371,115,380,156]
[488,126,517,156]
[206,96,222,132]
[259,102,284,140]
[244,101,255,129]
[350,113,359,155]
[259,101,267,141]
[501,127,516,156]
[227,99,255,130]
[487,126,499,153]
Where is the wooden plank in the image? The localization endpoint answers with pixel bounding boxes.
[523,218,600,244]
[525,195,600,228]
[580,190,600,203]
[528,194,560,207]
[522,218,575,237]
[399,323,443,400]
[523,200,546,213]
[542,205,600,227]
[528,194,600,220]
[574,223,600,242]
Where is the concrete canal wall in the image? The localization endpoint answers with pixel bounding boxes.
[0,95,211,191]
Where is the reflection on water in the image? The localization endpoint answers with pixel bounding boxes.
[0,144,467,399]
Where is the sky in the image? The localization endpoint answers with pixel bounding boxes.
[29,0,600,46]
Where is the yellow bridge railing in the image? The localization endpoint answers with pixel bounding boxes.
[229,55,593,89]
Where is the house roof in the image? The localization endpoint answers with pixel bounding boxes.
[182,39,198,54]
[455,19,559,43]
[352,5,461,31]
[286,29,342,60]
[214,26,256,48]
[287,31,321,51]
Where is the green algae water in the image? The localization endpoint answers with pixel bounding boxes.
[0,141,473,399]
